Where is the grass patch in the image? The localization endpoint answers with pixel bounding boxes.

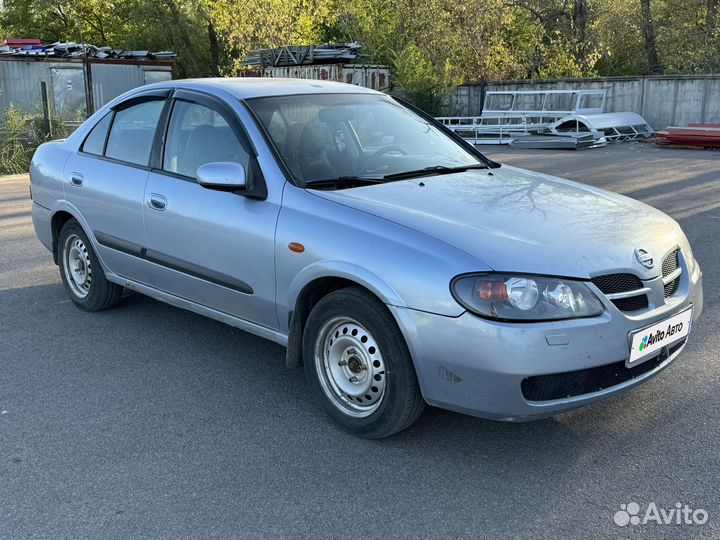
[0,106,78,175]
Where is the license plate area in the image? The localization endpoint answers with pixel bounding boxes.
[627,307,693,367]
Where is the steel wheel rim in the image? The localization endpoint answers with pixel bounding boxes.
[314,317,387,418]
[62,233,92,299]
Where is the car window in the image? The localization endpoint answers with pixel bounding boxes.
[81,112,113,156]
[247,93,481,184]
[350,109,398,151]
[267,110,288,145]
[105,99,165,166]
[163,100,251,179]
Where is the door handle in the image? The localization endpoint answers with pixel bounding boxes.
[148,194,167,211]
[70,173,84,186]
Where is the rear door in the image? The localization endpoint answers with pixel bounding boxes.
[143,90,280,329]
[63,91,170,285]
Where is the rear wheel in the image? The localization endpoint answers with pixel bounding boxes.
[303,287,425,438]
[57,220,122,311]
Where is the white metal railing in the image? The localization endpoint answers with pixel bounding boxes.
[482,89,607,117]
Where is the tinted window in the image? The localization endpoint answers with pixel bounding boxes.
[105,100,165,166]
[163,100,250,178]
[81,113,113,156]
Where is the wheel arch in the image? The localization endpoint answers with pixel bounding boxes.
[50,210,79,265]
[284,266,405,369]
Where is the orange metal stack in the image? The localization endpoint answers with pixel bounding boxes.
[655,124,720,148]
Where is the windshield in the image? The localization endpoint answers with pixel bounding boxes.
[246,93,483,186]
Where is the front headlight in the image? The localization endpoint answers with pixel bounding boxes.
[451,273,604,321]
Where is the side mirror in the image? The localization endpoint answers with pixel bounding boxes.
[197,162,247,191]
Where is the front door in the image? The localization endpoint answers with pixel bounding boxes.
[143,92,280,329]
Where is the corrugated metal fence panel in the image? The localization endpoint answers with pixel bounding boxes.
[50,65,86,119]
[0,60,88,121]
[450,75,720,130]
[91,63,142,110]
[90,63,172,111]
[2,61,50,113]
[1,59,172,124]
[262,64,391,91]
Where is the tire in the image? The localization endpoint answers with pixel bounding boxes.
[303,287,425,438]
[57,219,122,311]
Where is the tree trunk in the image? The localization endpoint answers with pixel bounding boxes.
[640,0,663,74]
[164,0,205,77]
[572,0,588,67]
[572,0,587,44]
[708,0,718,40]
[208,22,221,77]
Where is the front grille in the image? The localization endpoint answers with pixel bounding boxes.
[662,249,681,299]
[662,250,679,277]
[591,273,649,312]
[664,278,680,298]
[521,339,686,401]
[611,295,650,312]
[592,273,643,295]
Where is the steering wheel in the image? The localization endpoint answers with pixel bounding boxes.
[363,145,409,174]
[371,145,408,159]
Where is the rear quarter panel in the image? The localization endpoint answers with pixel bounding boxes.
[30,140,72,252]
[30,140,70,209]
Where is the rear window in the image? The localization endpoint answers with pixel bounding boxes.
[81,113,112,156]
[105,100,165,166]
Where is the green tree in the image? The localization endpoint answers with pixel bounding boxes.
[3,0,720,106]
[0,0,215,77]
[208,0,338,74]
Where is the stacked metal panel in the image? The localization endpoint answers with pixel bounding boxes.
[0,41,176,60]
[242,43,364,67]
[654,125,720,147]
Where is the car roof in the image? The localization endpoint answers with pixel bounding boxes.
[162,77,382,100]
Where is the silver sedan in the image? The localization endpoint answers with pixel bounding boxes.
[30,78,703,438]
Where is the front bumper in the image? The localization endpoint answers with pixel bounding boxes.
[391,263,703,421]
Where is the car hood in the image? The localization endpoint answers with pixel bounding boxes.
[310,165,684,279]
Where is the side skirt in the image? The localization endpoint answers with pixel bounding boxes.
[105,272,289,347]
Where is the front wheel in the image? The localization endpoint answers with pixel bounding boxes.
[303,287,425,438]
[57,220,122,311]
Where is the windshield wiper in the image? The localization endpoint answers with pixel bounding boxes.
[383,164,488,181]
[303,164,488,189]
[303,176,386,189]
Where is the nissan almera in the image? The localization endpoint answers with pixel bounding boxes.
[30,78,703,438]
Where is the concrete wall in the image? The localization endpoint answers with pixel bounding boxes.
[447,75,720,130]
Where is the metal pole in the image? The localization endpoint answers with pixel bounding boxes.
[40,81,52,139]
[84,55,95,117]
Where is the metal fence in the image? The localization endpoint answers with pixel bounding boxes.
[447,75,720,130]
[0,57,173,125]
[258,64,391,92]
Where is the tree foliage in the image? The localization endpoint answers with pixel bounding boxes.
[1,0,719,99]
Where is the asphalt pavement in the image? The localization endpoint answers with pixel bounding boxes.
[1,142,719,539]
